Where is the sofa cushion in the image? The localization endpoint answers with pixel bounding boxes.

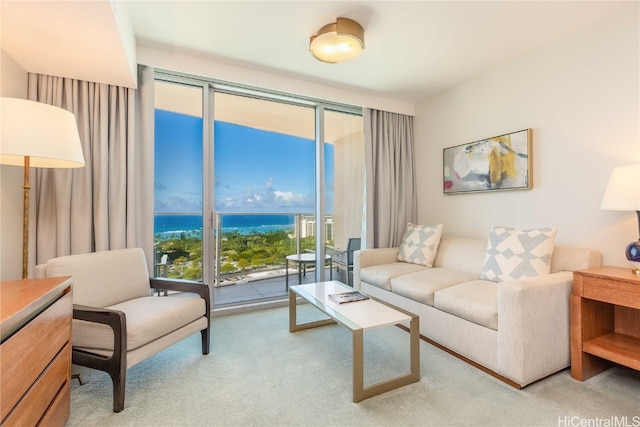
[360,262,428,291]
[433,235,488,274]
[434,280,498,330]
[397,223,443,267]
[72,294,206,351]
[480,226,557,283]
[390,268,479,306]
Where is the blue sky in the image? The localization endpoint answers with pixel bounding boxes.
[154,110,334,214]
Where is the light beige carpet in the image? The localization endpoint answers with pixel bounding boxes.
[68,304,640,426]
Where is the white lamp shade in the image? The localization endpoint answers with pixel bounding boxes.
[600,164,640,211]
[1,97,85,168]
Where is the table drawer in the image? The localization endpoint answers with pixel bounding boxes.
[38,382,71,427]
[1,343,70,427]
[582,276,640,309]
[0,293,71,422]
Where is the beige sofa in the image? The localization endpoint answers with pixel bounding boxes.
[354,235,601,387]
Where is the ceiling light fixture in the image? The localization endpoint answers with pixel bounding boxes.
[310,17,364,64]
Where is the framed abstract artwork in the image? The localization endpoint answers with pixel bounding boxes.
[443,129,532,194]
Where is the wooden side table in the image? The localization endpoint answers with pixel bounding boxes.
[570,266,640,381]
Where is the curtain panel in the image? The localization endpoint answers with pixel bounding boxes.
[363,108,417,249]
[28,66,155,271]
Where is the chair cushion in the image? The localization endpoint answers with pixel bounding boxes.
[390,268,479,306]
[480,226,557,283]
[397,223,443,267]
[434,280,498,330]
[73,294,206,351]
[46,248,151,307]
[360,262,427,291]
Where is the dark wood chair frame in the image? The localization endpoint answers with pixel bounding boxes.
[72,277,211,413]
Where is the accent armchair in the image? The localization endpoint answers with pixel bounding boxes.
[35,248,210,413]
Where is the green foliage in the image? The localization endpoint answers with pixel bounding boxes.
[251,256,264,267]
[220,263,237,273]
[155,228,328,282]
[183,266,202,280]
[237,259,250,270]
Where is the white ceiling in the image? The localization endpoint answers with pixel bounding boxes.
[1,1,635,104]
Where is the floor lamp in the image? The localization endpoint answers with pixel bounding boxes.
[0,97,85,279]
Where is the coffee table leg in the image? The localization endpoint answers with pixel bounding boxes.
[353,329,365,402]
[285,259,289,291]
[352,315,420,403]
[289,289,337,333]
[289,289,296,332]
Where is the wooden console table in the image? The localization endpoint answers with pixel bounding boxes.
[570,266,640,381]
[1,277,73,427]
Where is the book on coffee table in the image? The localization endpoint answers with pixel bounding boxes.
[328,291,369,304]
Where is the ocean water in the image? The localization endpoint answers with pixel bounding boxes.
[154,214,295,238]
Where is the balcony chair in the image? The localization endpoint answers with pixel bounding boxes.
[333,237,361,286]
[34,248,210,413]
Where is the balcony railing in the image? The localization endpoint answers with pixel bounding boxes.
[153,212,337,286]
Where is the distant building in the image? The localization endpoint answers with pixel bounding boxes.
[300,215,334,242]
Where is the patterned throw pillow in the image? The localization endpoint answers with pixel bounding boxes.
[397,223,443,267]
[480,226,557,283]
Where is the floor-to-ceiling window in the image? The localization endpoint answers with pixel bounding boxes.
[154,81,204,281]
[153,72,364,308]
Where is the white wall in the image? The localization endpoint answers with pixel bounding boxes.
[1,48,28,280]
[414,10,639,268]
[138,46,415,117]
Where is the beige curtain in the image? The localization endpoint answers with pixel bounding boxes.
[363,108,417,249]
[28,66,155,270]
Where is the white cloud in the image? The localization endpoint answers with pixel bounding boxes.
[274,190,306,205]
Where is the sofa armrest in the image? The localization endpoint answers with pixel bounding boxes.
[497,271,573,386]
[355,247,399,269]
[353,247,399,290]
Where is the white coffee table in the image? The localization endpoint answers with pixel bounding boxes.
[289,280,420,402]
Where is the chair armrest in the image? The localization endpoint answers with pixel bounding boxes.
[73,304,126,330]
[149,278,211,315]
[72,304,126,361]
[149,277,209,298]
[497,271,573,385]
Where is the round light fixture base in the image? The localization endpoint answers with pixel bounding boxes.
[310,17,365,64]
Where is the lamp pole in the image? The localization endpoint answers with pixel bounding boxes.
[22,156,30,279]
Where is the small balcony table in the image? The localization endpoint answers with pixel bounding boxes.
[285,253,332,290]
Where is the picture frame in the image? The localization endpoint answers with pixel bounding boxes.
[443,129,532,194]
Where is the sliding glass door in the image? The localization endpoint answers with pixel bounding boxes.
[212,92,316,305]
[153,72,364,307]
